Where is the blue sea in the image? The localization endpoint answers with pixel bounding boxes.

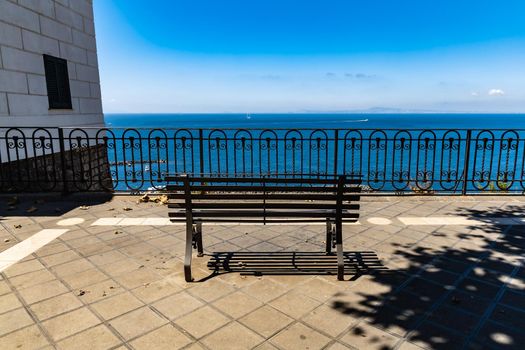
[104,113,525,129]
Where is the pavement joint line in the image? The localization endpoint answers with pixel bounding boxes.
[0,229,70,273]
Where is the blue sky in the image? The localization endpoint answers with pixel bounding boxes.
[94,1,525,113]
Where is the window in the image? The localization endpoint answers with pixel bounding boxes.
[43,54,72,109]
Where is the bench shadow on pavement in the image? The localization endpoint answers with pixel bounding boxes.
[205,251,388,280]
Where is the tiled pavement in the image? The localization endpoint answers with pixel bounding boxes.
[0,195,524,349]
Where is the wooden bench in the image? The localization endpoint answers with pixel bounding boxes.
[165,175,361,282]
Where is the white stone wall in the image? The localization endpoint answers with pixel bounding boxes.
[0,0,104,127]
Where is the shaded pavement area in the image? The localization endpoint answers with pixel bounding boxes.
[0,195,524,349]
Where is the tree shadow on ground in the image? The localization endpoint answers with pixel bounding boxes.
[329,205,525,350]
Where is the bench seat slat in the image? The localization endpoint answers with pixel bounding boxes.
[168,211,359,218]
[167,193,360,201]
[165,176,362,185]
[169,218,359,223]
[168,203,360,210]
[165,185,360,193]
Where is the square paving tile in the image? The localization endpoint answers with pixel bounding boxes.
[212,291,263,319]
[499,289,525,310]
[88,249,128,267]
[18,279,69,305]
[41,307,101,341]
[456,277,501,299]
[202,322,264,350]
[428,305,480,335]
[292,277,344,302]
[489,303,525,330]
[444,290,493,315]
[129,324,193,350]
[131,278,182,303]
[174,305,230,339]
[114,267,163,289]
[0,324,49,349]
[8,269,56,290]
[408,321,466,350]
[0,293,23,314]
[56,324,121,350]
[239,305,293,338]
[51,259,94,277]
[30,292,83,321]
[302,304,359,337]
[270,322,331,350]
[0,308,34,337]
[98,258,144,277]
[0,280,10,296]
[75,279,123,304]
[40,251,82,267]
[91,291,144,320]
[187,279,236,303]
[241,279,289,303]
[268,291,321,319]
[61,268,109,289]
[472,320,525,349]
[152,291,204,320]
[4,258,45,277]
[109,306,168,340]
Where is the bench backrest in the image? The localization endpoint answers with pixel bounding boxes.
[166,175,361,224]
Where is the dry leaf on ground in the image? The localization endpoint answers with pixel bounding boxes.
[26,207,38,213]
[7,196,18,206]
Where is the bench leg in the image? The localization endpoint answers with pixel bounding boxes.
[325,219,333,254]
[184,222,194,282]
[196,222,204,257]
[336,220,344,281]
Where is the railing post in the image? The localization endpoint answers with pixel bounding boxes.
[462,129,472,195]
[333,129,339,176]
[198,129,204,176]
[58,127,69,195]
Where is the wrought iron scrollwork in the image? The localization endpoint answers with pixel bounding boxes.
[415,131,436,191]
[1,126,525,194]
[343,131,363,177]
[439,130,461,191]
[472,130,495,190]
[207,129,229,176]
[368,130,387,190]
[284,130,304,177]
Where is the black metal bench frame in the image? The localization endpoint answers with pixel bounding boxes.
[166,175,361,282]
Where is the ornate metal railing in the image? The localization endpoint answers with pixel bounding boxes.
[0,127,524,194]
